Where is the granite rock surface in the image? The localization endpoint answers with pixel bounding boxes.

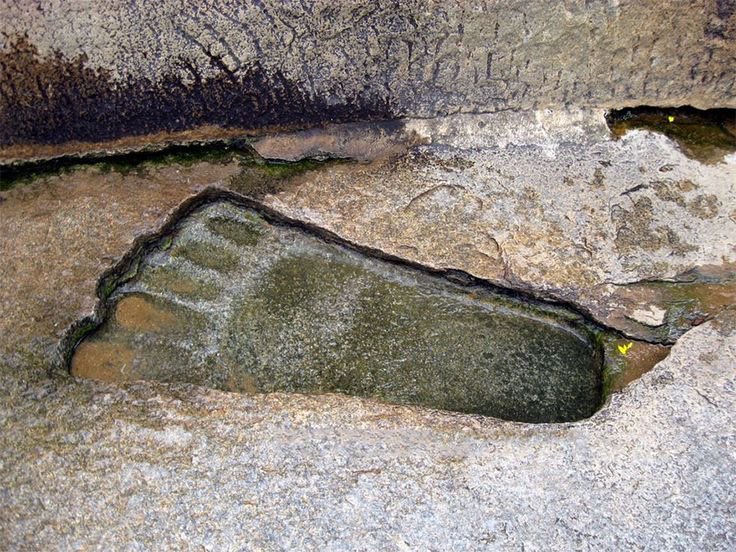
[0,110,734,549]
[1,0,735,159]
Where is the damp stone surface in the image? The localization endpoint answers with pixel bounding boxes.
[71,200,603,423]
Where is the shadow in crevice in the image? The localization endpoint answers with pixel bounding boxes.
[606,106,736,163]
[0,36,394,148]
[0,140,254,190]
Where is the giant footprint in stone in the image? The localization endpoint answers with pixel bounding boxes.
[69,196,609,422]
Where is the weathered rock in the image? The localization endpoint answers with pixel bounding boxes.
[628,305,668,327]
[1,297,734,549]
[252,120,422,162]
[0,160,240,363]
[2,109,733,348]
[263,110,736,342]
[1,0,735,160]
[1,110,734,549]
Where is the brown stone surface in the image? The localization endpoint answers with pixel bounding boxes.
[0,160,239,361]
[114,295,180,332]
[70,341,137,383]
[262,112,736,342]
[1,301,734,550]
[606,341,672,393]
[2,110,734,362]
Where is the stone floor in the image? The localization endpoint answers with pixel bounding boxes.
[1,110,734,549]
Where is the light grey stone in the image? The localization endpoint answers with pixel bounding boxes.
[1,305,734,550]
[628,306,668,327]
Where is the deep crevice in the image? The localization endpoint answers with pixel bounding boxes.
[0,139,256,190]
[606,105,736,125]
[606,106,736,163]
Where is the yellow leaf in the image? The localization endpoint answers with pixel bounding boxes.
[617,342,633,355]
[667,115,675,123]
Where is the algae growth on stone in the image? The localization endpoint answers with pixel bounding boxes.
[71,200,603,422]
[607,107,736,164]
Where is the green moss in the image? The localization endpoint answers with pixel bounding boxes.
[72,200,609,422]
[100,278,118,300]
[0,141,254,191]
[158,235,174,251]
[170,241,240,273]
[599,333,628,398]
[96,258,141,299]
[121,258,142,283]
[227,252,602,422]
[0,164,73,191]
[65,319,99,357]
[205,216,263,247]
[245,254,364,317]
[228,159,333,198]
[96,144,247,177]
[0,140,338,193]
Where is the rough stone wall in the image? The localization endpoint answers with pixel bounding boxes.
[1,0,734,149]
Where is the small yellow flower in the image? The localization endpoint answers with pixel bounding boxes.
[667,115,675,123]
[617,342,633,355]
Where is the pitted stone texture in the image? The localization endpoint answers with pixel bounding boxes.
[0,111,733,347]
[0,111,735,549]
[1,0,735,157]
[0,161,240,362]
[1,308,734,549]
[264,111,736,340]
[72,201,603,423]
